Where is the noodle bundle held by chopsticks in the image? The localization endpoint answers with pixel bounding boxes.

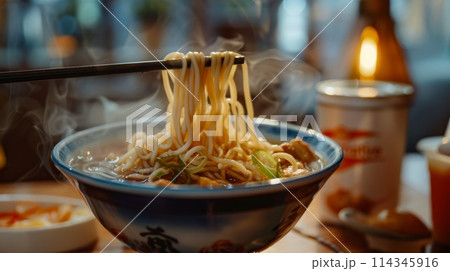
[114,51,319,186]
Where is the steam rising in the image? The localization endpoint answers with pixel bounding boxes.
[44,82,76,137]
[1,0,319,181]
[178,36,319,117]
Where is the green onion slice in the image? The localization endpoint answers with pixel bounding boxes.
[157,155,186,168]
[252,150,283,179]
[148,168,171,182]
[186,155,207,174]
[156,155,196,184]
[276,162,283,178]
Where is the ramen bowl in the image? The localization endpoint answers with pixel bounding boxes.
[52,120,342,252]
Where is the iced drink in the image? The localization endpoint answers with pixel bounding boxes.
[418,136,450,246]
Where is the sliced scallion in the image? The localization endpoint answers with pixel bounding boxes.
[186,155,207,174]
[252,150,283,179]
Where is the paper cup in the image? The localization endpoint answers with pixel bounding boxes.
[315,80,414,223]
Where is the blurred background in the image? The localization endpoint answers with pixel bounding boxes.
[0,0,449,181]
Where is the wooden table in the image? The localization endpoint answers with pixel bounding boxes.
[0,154,432,253]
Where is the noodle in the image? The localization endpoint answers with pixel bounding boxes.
[111,51,317,185]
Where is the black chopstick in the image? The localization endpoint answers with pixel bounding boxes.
[0,55,245,84]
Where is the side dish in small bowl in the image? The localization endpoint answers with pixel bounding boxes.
[0,194,97,252]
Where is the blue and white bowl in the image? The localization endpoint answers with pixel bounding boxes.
[52,120,343,252]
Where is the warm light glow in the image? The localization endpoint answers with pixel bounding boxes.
[357,87,378,97]
[359,26,379,80]
[48,35,78,58]
[0,144,6,170]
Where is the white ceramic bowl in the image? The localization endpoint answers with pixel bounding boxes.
[0,194,98,252]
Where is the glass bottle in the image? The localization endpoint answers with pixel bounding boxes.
[349,0,412,84]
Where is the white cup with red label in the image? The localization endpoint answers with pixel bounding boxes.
[315,80,414,224]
